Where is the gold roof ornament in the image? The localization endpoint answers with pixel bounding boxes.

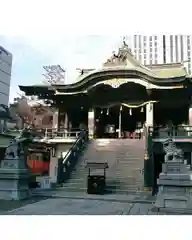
[118,36,133,57]
[103,37,135,67]
[103,38,128,67]
[103,78,129,88]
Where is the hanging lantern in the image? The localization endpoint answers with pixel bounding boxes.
[129,108,132,116]
[107,109,109,115]
[101,109,103,114]
[120,105,122,111]
[141,107,144,113]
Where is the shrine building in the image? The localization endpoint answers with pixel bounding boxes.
[19,41,192,140]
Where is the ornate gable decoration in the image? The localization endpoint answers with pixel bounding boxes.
[103,78,129,88]
[103,38,133,67]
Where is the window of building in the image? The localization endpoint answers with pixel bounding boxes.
[149,36,152,41]
[154,41,157,47]
[150,42,153,47]
[154,36,157,41]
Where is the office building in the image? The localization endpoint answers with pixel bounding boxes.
[0,46,12,106]
[126,35,192,74]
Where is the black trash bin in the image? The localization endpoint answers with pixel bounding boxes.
[85,162,108,195]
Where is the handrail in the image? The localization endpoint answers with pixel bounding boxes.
[148,125,192,138]
[62,130,87,163]
[57,130,88,184]
[23,127,83,139]
[44,128,83,139]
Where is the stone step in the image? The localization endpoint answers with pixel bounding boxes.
[66,182,143,188]
[61,186,144,194]
[61,139,145,194]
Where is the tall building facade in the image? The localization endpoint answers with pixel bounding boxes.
[0,46,12,106]
[126,35,192,75]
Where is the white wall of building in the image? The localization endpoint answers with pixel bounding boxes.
[126,35,192,74]
[0,46,12,106]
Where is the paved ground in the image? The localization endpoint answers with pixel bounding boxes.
[0,189,159,215]
[0,196,50,214]
[5,197,157,215]
[0,190,190,215]
[32,189,155,202]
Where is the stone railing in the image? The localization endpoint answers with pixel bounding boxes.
[44,128,81,139]
[148,125,192,139]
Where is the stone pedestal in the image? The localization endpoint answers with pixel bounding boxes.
[0,156,31,200]
[155,138,192,213]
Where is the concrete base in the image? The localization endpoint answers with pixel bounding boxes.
[155,172,192,212]
[0,158,31,200]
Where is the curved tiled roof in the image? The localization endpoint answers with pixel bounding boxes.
[19,41,189,95]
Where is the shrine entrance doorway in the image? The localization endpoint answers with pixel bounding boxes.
[94,103,146,139]
[121,104,146,139]
[94,105,119,138]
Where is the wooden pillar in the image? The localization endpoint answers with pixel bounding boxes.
[88,108,95,139]
[146,102,154,127]
[118,105,122,138]
[189,105,192,125]
[52,109,59,129]
[144,102,154,191]
[64,112,69,129]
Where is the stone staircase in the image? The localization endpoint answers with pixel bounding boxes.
[61,138,145,194]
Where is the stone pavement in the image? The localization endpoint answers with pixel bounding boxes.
[31,188,155,203]
[6,197,157,215]
[2,190,190,215]
[1,189,159,215]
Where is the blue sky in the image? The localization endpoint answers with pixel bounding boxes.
[0,35,122,103]
[0,0,186,104]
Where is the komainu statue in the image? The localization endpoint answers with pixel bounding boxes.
[163,138,184,163]
[155,137,192,213]
[4,139,20,159]
[4,128,36,160]
[0,128,34,200]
